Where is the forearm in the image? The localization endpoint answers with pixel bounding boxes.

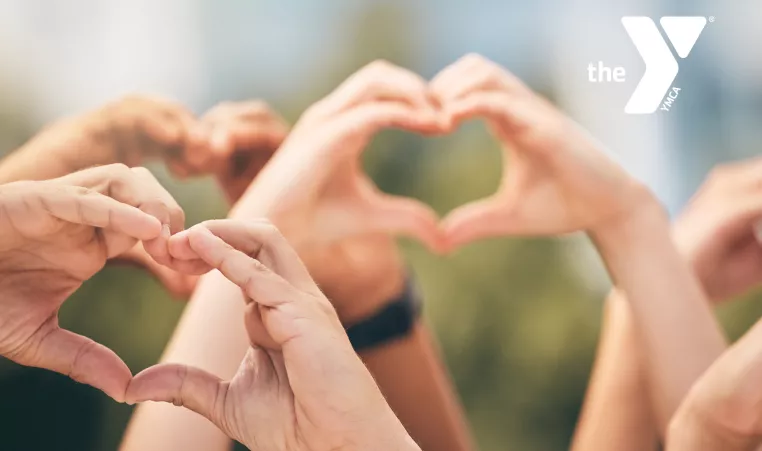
[360,322,475,451]
[571,291,657,451]
[0,115,114,184]
[120,271,248,451]
[592,201,727,435]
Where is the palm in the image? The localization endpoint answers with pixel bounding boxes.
[693,232,762,301]
[0,216,137,362]
[216,348,302,450]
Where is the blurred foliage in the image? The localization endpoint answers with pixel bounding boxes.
[0,3,761,451]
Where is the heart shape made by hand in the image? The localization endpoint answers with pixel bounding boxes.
[227,54,647,257]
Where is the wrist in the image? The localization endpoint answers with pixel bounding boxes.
[590,193,669,258]
[294,236,407,325]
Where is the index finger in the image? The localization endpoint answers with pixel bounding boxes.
[173,220,318,294]
[38,184,163,241]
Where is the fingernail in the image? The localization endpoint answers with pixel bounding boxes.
[162,224,171,239]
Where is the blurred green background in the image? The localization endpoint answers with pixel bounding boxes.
[1,1,761,450]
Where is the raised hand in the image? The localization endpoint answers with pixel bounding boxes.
[231,60,446,253]
[431,54,650,247]
[127,220,420,451]
[672,158,762,302]
[188,100,290,203]
[0,164,185,401]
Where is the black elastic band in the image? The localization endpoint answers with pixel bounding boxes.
[345,276,422,352]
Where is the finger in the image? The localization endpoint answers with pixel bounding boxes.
[112,245,203,297]
[55,164,186,235]
[136,101,193,149]
[36,184,162,241]
[444,92,544,135]
[182,122,215,172]
[430,54,487,98]
[186,226,304,306]
[30,326,132,402]
[316,61,434,117]
[198,220,316,291]
[139,254,203,296]
[365,194,446,253]
[125,363,227,427]
[124,167,186,266]
[214,119,288,154]
[204,121,285,175]
[127,167,186,234]
[331,102,442,143]
[441,197,508,250]
[202,100,276,123]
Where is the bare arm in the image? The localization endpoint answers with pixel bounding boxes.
[0,116,107,183]
[571,291,657,451]
[0,96,199,184]
[122,249,474,451]
[361,324,474,451]
[592,204,726,434]
[120,271,247,451]
[122,64,474,451]
[665,317,762,451]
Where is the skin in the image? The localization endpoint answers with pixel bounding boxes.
[126,220,422,451]
[573,157,762,450]
[430,54,726,434]
[571,291,658,451]
[126,54,728,448]
[0,95,289,297]
[121,61,474,451]
[0,164,185,401]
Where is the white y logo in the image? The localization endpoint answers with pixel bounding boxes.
[622,16,707,114]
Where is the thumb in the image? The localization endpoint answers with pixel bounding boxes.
[126,362,227,427]
[365,194,445,253]
[27,326,132,402]
[442,197,506,250]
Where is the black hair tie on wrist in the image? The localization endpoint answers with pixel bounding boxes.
[345,275,422,352]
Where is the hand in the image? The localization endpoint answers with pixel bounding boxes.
[60,95,198,175]
[673,158,762,302]
[232,60,446,252]
[0,164,186,402]
[189,101,289,203]
[127,220,420,451]
[228,61,447,321]
[431,54,652,247]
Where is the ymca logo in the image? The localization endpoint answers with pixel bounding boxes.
[587,16,710,114]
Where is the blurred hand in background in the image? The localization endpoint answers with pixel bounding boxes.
[433,54,651,246]
[673,157,762,303]
[229,60,446,323]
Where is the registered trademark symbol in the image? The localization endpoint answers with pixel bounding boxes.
[709,16,715,23]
